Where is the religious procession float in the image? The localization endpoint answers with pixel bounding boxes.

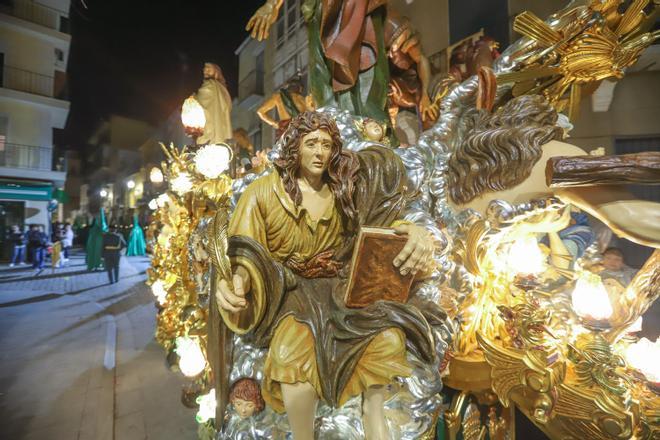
[145,0,660,438]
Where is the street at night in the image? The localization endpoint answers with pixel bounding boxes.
[0,252,197,439]
[1,0,659,439]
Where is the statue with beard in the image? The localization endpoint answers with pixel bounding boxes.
[195,62,232,145]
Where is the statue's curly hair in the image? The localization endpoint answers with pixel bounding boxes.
[447,95,564,205]
[274,111,360,232]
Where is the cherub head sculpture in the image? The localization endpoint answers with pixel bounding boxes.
[355,117,388,144]
[229,377,265,419]
[447,94,564,205]
[275,111,360,231]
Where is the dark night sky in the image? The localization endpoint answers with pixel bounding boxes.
[65,0,263,148]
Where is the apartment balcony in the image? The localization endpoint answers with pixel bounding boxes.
[1,65,66,99]
[0,0,70,33]
[0,142,67,185]
[238,70,265,103]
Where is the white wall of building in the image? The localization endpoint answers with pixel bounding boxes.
[24,200,49,227]
[0,99,56,146]
[0,0,71,233]
[0,25,69,75]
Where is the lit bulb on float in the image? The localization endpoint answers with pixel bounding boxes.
[156,193,170,208]
[571,271,613,327]
[195,389,217,423]
[151,279,168,305]
[194,144,231,179]
[501,235,547,290]
[505,236,547,275]
[148,199,158,210]
[181,96,205,140]
[175,336,207,377]
[625,337,660,383]
[150,167,164,184]
[171,172,193,195]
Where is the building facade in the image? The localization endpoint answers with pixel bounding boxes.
[70,115,154,224]
[0,0,71,258]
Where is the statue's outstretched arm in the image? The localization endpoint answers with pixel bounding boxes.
[257,95,280,128]
[556,185,660,249]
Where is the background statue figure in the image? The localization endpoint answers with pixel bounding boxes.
[195,62,232,145]
[247,0,391,120]
[257,75,314,139]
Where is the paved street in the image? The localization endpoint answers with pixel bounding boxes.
[0,251,198,440]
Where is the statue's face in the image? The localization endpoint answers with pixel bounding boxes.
[203,63,214,79]
[299,129,333,179]
[233,398,257,418]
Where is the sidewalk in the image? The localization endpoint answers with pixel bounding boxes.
[0,250,198,440]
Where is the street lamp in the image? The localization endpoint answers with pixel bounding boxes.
[126,180,136,189]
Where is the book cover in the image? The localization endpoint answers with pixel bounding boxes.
[344,226,414,308]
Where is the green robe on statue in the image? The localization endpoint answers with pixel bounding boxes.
[126,214,146,256]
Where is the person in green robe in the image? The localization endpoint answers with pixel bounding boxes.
[85,209,107,271]
[126,214,146,256]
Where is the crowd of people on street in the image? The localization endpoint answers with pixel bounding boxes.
[4,216,142,285]
[6,222,74,269]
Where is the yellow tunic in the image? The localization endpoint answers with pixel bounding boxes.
[225,171,410,412]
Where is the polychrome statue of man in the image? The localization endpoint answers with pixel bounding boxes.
[247,0,391,120]
[257,75,315,139]
[195,62,232,145]
[215,111,450,439]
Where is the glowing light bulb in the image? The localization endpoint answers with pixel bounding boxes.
[505,236,546,275]
[151,279,168,305]
[100,189,108,197]
[194,144,231,178]
[148,199,158,210]
[150,167,164,184]
[625,337,660,383]
[171,172,193,195]
[126,180,135,189]
[181,96,206,131]
[156,193,170,208]
[196,389,217,423]
[571,272,613,321]
[175,336,206,377]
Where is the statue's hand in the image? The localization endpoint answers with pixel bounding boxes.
[246,0,280,41]
[217,266,251,313]
[392,224,435,276]
[305,94,316,111]
[419,94,438,122]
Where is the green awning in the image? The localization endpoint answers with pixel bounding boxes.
[53,188,70,203]
[0,182,53,201]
